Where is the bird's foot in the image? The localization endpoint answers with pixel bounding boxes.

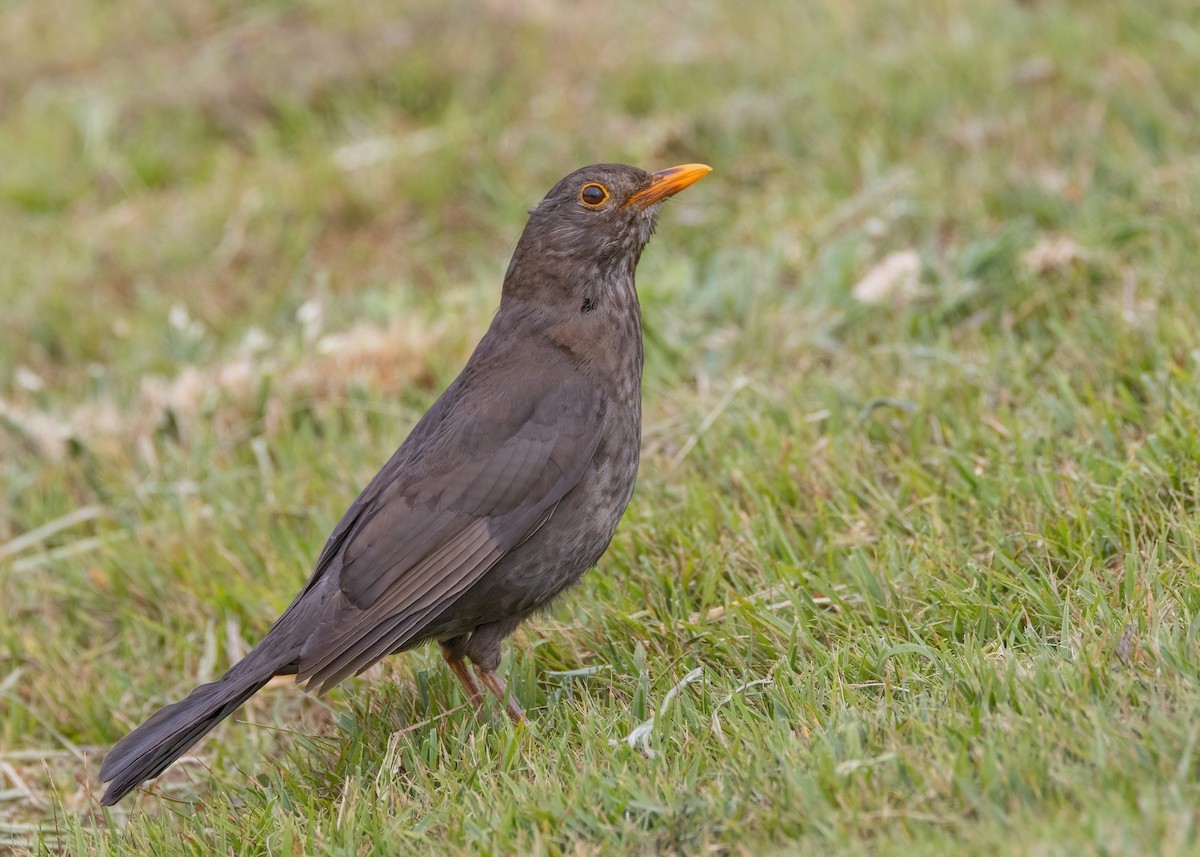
[476,668,526,723]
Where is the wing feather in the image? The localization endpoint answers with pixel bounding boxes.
[286,367,606,694]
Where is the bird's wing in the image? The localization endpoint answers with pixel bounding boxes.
[289,367,607,693]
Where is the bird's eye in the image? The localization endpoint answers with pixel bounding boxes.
[579,183,609,208]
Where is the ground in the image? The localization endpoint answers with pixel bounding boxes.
[2,0,1199,854]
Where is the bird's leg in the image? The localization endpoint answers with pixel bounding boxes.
[475,668,526,723]
[440,642,484,709]
[464,622,527,722]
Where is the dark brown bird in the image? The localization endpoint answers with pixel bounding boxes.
[98,162,711,805]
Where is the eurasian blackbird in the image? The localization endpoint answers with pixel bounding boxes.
[98,162,711,805]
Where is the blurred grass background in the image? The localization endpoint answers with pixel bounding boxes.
[2,0,1200,854]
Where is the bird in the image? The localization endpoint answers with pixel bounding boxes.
[97,161,712,805]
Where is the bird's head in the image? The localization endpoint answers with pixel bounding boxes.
[503,163,711,304]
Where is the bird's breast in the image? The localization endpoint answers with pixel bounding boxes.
[431,377,642,627]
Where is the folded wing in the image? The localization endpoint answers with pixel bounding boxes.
[288,367,606,693]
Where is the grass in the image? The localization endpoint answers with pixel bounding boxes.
[2,0,1200,853]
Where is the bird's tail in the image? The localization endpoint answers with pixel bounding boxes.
[98,663,276,806]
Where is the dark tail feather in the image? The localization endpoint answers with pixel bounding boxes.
[98,668,273,805]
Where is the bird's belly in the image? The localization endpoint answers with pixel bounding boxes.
[432,427,640,631]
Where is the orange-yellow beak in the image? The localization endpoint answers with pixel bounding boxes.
[625,163,712,208]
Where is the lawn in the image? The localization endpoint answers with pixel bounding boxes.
[2,0,1200,854]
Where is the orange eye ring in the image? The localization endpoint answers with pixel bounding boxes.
[579,183,609,208]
